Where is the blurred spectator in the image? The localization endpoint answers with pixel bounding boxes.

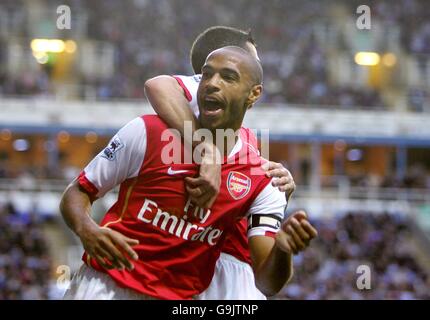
[408,87,429,112]
[0,0,387,108]
[0,203,52,300]
[277,211,430,300]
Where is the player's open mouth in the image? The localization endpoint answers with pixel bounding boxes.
[202,96,224,117]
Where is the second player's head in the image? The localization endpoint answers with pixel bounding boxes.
[190,26,259,74]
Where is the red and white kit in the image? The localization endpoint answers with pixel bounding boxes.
[173,75,283,300]
[67,114,286,300]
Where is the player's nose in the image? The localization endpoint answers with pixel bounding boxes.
[205,74,221,93]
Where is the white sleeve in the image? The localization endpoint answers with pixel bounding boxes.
[172,74,201,117]
[80,117,147,198]
[247,182,287,238]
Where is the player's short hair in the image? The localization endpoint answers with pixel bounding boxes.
[208,46,263,85]
[190,26,257,74]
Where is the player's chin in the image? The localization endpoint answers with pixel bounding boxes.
[200,117,222,132]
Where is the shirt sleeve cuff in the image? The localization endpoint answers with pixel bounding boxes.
[77,171,99,200]
[248,228,278,239]
[172,76,192,102]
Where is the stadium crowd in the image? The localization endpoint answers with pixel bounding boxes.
[364,0,430,55]
[279,211,430,299]
[2,199,428,300]
[0,0,430,300]
[2,0,429,110]
[333,165,430,189]
[0,202,52,299]
[0,0,391,108]
[2,162,429,192]
[349,0,430,112]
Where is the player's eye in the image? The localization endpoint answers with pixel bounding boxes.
[201,68,213,79]
[224,75,235,82]
[201,72,210,79]
[222,72,238,82]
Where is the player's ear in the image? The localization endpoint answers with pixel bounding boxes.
[246,84,262,108]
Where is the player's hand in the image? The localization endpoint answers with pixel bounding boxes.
[261,161,295,200]
[185,143,221,208]
[275,210,317,255]
[78,224,139,271]
[185,164,221,208]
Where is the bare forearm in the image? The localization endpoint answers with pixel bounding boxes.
[249,235,293,297]
[59,181,98,238]
[255,245,293,297]
[144,76,200,145]
[145,75,221,208]
[60,181,140,270]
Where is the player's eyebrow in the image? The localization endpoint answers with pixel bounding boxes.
[220,67,240,80]
[201,65,214,73]
[202,64,240,80]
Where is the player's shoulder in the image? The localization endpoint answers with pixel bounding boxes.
[139,114,170,132]
[120,116,146,134]
[113,116,148,147]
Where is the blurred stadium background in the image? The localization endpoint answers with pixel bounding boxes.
[1,0,430,299]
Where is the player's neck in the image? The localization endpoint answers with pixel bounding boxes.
[213,132,239,159]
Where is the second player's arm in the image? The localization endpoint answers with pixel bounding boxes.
[144,76,297,208]
[144,75,200,140]
[144,75,221,208]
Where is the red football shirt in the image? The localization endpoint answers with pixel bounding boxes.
[173,75,278,266]
[78,115,286,299]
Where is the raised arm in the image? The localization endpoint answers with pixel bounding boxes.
[249,210,317,296]
[144,75,221,209]
[144,76,297,208]
[144,75,199,138]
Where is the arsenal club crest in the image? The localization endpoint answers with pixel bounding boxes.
[227,171,251,200]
